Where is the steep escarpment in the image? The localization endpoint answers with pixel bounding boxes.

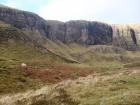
[131,24,140,47]
[46,21,139,50]
[46,20,113,45]
[0,5,139,50]
[0,6,113,46]
[112,25,138,50]
[0,6,46,31]
[0,6,47,44]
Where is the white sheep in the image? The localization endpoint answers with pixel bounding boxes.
[20,63,28,70]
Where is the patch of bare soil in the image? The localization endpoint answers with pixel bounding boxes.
[24,65,94,83]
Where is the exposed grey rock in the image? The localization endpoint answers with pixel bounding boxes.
[0,5,139,50]
[0,7,46,30]
[46,20,113,45]
[131,24,140,47]
[112,24,138,50]
[46,20,66,42]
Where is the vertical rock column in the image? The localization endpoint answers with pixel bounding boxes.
[112,24,137,50]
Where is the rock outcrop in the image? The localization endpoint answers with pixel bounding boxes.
[46,20,113,45]
[112,24,138,50]
[0,5,139,50]
[0,6,48,45]
[0,6,47,32]
[46,21,139,50]
[0,6,113,45]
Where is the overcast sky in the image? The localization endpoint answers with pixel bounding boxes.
[0,0,140,23]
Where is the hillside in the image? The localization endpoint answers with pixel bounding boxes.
[0,21,70,94]
[0,5,140,105]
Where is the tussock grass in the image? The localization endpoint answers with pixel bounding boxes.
[0,41,66,95]
[65,70,140,105]
[0,21,140,105]
[1,39,139,95]
[0,69,139,105]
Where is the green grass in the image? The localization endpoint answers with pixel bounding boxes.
[64,72,140,105]
[99,74,140,105]
[31,88,79,105]
[0,21,11,28]
[0,39,140,96]
[0,41,66,95]
[45,41,140,73]
[10,69,139,105]
[0,60,45,94]
[0,21,140,105]
[0,41,62,61]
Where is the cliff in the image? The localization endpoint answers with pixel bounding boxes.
[46,20,139,50]
[46,20,113,45]
[0,6,47,31]
[112,24,138,50]
[0,6,48,44]
[0,5,139,50]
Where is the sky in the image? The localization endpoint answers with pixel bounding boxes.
[0,0,140,23]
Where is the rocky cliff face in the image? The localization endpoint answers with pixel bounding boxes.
[0,6,113,45]
[131,24,140,47]
[46,21,139,50]
[112,24,138,50]
[46,20,113,45]
[0,6,48,45]
[0,6,139,50]
[0,6,47,31]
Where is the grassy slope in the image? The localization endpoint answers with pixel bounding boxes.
[31,38,140,105]
[0,21,67,94]
[0,40,138,104]
[0,21,82,95]
[0,21,140,105]
[46,40,140,72]
[0,41,67,94]
[1,35,140,95]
